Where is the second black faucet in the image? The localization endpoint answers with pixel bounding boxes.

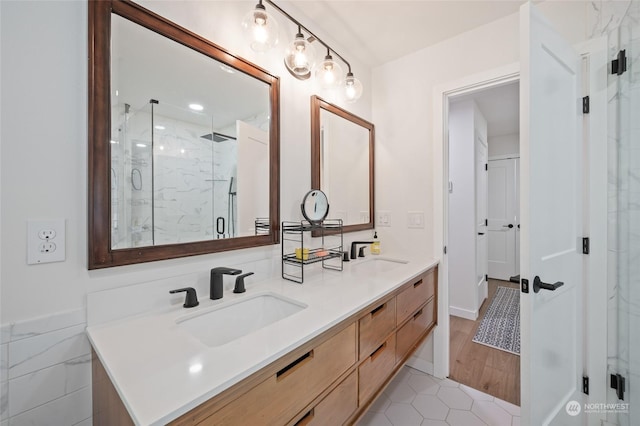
[210,267,242,299]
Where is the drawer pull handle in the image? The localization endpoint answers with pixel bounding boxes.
[371,303,386,317]
[370,342,387,361]
[277,350,313,380]
[414,308,423,319]
[295,409,315,426]
[414,279,423,288]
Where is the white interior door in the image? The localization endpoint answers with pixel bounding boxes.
[475,133,488,306]
[488,158,517,280]
[520,3,583,425]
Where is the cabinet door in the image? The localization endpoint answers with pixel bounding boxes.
[295,371,357,426]
[359,297,396,360]
[396,271,434,325]
[358,333,396,405]
[204,323,356,425]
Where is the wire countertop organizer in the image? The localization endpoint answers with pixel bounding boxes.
[281,219,343,283]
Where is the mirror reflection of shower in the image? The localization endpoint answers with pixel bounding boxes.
[110,98,248,248]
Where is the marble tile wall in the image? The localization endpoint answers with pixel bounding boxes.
[605,1,640,424]
[0,309,91,426]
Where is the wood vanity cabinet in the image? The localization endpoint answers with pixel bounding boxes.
[92,265,438,426]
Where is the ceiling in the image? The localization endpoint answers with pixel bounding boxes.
[451,81,519,137]
[285,1,529,68]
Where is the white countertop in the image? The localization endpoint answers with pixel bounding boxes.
[86,255,439,425]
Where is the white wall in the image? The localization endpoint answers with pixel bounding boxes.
[448,100,486,319]
[489,133,520,158]
[0,1,373,423]
[372,0,588,372]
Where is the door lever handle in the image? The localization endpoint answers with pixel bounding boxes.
[533,276,564,293]
[502,224,514,228]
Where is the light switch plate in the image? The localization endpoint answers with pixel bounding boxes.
[27,219,66,264]
[377,211,391,227]
[408,211,425,229]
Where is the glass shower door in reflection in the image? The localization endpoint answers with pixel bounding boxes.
[607,4,639,425]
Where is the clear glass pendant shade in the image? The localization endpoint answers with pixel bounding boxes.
[284,31,315,77]
[241,3,279,52]
[315,53,343,89]
[344,73,363,102]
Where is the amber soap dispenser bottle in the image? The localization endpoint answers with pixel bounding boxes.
[371,231,381,255]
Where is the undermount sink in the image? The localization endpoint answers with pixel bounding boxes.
[176,292,307,347]
[351,257,408,274]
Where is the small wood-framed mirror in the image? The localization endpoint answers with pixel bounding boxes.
[88,0,280,269]
[311,96,374,233]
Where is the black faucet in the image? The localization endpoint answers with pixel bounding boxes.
[233,272,254,293]
[169,287,199,308]
[350,241,373,259]
[210,267,242,300]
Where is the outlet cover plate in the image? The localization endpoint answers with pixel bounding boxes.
[377,211,391,227]
[27,219,66,264]
[408,211,425,229]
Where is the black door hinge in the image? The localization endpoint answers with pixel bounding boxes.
[521,278,529,293]
[485,274,488,282]
[612,50,627,75]
[485,218,488,226]
[611,373,626,400]
[583,237,590,254]
[485,163,488,171]
[443,246,447,254]
[582,96,590,114]
[583,376,589,395]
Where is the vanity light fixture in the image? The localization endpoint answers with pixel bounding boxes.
[284,26,315,78]
[316,48,343,89]
[241,0,279,53]
[243,0,363,102]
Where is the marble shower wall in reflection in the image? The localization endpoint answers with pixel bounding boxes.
[111,107,251,248]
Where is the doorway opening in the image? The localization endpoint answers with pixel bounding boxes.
[447,80,521,406]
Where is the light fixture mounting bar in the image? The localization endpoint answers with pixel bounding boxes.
[262,0,352,73]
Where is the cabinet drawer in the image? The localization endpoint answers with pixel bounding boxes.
[359,297,396,360]
[295,371,357,426]
[206,323,357,425]
[396,270,435,325]
[396,299,435,363]
[358,333,396,405]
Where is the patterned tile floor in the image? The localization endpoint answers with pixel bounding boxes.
[358,366,521,426]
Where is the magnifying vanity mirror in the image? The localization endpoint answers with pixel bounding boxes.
[88,0,280,269]
[310,96,374,233]
[301,190,330,224]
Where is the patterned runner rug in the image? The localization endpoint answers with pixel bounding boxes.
[472,286,520,355]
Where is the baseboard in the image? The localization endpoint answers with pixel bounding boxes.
[406,356,434,375]
[449,305,478,320]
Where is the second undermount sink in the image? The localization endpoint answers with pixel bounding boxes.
[176,292,307,347]
[351,257,408,274]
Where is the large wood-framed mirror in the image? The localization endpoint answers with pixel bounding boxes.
[311,96,374,233]
[88,0,280,269]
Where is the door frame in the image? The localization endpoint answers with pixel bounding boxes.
[432,38,607,426]
[432,62,519,379]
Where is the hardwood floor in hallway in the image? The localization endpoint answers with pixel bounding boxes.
[449,279,521,406]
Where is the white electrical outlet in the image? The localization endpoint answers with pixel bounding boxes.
[27,219,66,264]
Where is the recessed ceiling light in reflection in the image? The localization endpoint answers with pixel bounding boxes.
[159,146,164,151]
[189,103,204,111]
[136,143,147,148]
[110,140,118,144]
[154,125,165,130]
[189,363,203,374]
[180,148,185,154]
[219,65,235,74]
